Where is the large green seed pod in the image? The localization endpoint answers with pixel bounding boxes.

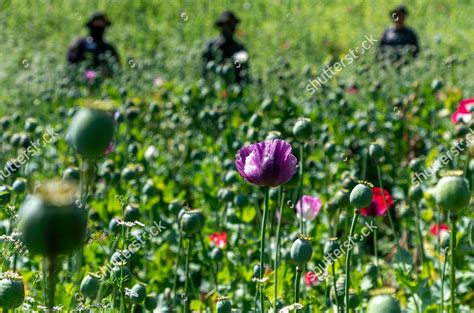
[367,295,401,313]
[129,283,147,304]
[369,143,384,162]
[19,181,86,256]
[67,107,115,159]
[350,183,373,208]
[80,274,100,298]
[110,266,132,287]
[216,297,232,313]
[290,236,313,265]
[144,294,158,310]
[0,272,24,310]
[180,210,204,234]
[292,118,313,142]
[435,175,470,211]
[323,238,340,257]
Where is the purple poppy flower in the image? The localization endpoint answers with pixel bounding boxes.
[296,195,322,221]
[235,139,297,187]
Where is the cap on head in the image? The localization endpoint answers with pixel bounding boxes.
[390,5,409,17]
[215,10,241,27]
[85,12,112,28]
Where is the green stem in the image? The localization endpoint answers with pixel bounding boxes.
[172,233,183,306]
[274,188,285,308]
[441,248,448,313]
[258,187,270,313]
[46,256,58,311]
[184,236,192,313]
[449,213,457,313]
[294,266,302,306]
[344,209,359,313]
[415,201,431,277]
[372,218,384,286]
[298,144,304,234]
[331,262,340,312]
[198,232,218,290]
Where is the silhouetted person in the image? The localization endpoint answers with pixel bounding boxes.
[378,6,419,63]
[202,11,249,85]
[67,12,119,73]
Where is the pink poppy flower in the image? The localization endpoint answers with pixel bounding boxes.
[451,98,474,124]
[360,187,393,217]
[85,70,97,82]
[209,231,227,249]
[296,195,322,221]
[430,224,449,237]
[304,271,319,287]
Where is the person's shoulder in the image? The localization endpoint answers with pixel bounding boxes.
[233,38,246,51]
[404,27,418,36]
[68,36,87,48]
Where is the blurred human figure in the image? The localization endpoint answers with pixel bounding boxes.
[202,11,249,85]
[378,5,419,63]
[67,12,119,72]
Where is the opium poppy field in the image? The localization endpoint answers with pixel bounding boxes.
[0,0,473,312]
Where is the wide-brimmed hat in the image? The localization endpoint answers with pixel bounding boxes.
[215,11,241,26]
[390,5,409,16]
[85,12,112,28]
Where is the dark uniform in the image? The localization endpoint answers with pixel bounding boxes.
[67,12,119,69]
[202,11,249,85]
[378,6,419,62]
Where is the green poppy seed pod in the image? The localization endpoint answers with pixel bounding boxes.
[323,238,340,257]
[24,118,38,132]
[145,295,158,310]
[63,167,80,182]
[348,290,359,309]
[234,194,248,207]
[12,179,27,193]
[333,189,350,208]
[409,158,423,173]
[431,79,443,92]
[216,298,232,313]
[210,247,224,262]
[218,188,234,203]
[252,264,262,278]
[0,186,12,205]
[369,143,384,162]
[110,266,132,287]
[410,185,423,202]
[168,200,182,215]
[80,274,100,298]
[365,264,379,279]
[435,175,470,211]
[292,118,312,142]
[180,211,204,234]
[290,237,313,265]
[440,232,450,249]
[367,295,401,313]
[130,283,147,304]
[19,181,86,256]
[109,218,123,234]
[350,184,373,208]
[67,108,115,159]
[124,203,140,222]
[0,273,24,310]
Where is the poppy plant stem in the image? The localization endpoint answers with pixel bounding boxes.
[440,247,448,313]
[449,213,457,313]
[274,188,285,308]
[184,236,192,313]
[294,266,302,306]
[331,262,340,312]
[258,187,270,313]
[344,209,359,313]
[172,232,183,306]
[298,144,304,234]
[198,232,218,290]
[372,217,384,286]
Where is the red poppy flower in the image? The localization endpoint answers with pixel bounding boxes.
[451,98,474,124]
[430,224,449,236]
[360,187,393,217]
[304,271,319,287]
[209,231,227,249]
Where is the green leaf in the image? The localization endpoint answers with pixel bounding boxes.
[241,205,256,223]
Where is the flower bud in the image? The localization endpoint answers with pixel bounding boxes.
[348,289,360,309]
[292,118,312,142]
[323,238,340,257]
[367,295,401,313]
[440,232,450,249]
[435,175,470,211]
[333,189,349,208]
[290,236,313,265]
[210,247,224,262]
[350,184,373,208]
[12,179,27,193]
[124,203,140,222]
